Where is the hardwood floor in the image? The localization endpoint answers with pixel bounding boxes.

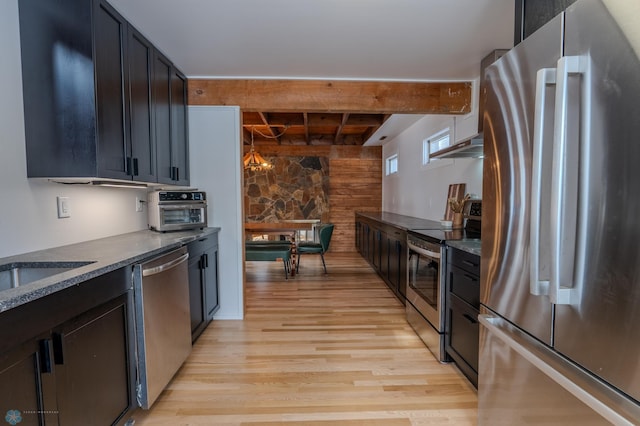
[131,252,478,425]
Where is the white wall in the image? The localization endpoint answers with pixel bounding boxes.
[0,0,148,259]
[382,114,483,220]
[188,106,244,320]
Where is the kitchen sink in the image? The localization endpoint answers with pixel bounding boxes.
[0,261,95,291]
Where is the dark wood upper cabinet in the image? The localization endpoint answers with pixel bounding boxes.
[171,69,190,186]
[154,52,190,186]
[94,0,130,180]
[127,26,156,182]
[19,0,97,178]
[18,0,188,185]
[154,51,173,185]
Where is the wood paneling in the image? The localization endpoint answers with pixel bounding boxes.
[189,79,472,114]
[330,158,381,252]
[131,253,477,425]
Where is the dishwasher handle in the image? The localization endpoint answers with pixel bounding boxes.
[142,252,189,277]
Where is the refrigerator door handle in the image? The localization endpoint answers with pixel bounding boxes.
[550,56,583,305]
[530,68,556,297]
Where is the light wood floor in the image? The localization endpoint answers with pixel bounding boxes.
[131,252,478,425]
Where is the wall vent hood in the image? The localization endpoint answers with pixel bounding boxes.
[430,49,508,161]
[430,135,484,159]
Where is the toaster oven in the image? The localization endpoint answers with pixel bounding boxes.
[147,190,207,232]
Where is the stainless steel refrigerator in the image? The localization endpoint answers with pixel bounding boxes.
[480,0,640,423]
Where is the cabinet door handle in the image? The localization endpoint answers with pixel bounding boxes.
[52,332,64,365]
[463,313,478,324]
[133,157,139,176]
[39,339,53,374]
[203,253,209,268]
[463,273,478,283]
[462,260,478,268]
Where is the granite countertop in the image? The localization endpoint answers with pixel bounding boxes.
[447,239,481,257]
[0,227,221,313]
[356,211,442,231]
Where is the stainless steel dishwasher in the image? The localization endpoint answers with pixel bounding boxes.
[133,246,191,409]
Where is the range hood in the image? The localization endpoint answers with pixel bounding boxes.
[430,49,508,160]
[430,134,484,159]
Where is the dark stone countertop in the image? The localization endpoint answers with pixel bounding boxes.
[356,211,443,231]
[0,227,221,313]
[447,239,481,257]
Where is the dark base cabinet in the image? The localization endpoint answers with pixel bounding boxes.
[0,335,52,425]
[445,246,481,388]
[0,267,135,425]
[55,296,131,425]
[188,232,220,342]
[355,214,407,304]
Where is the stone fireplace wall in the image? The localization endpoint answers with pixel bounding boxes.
[244,156,330,222]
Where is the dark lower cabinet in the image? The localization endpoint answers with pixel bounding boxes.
[188,233,220,342]
[387,231,407,301]
[55,295,131,425]
[0,335,51,425]
[445,246,480,388]
[188,252,206,338]
[355,215,407,304]
[379,231,389,279]
[0,267,134,425]
[373,229,382,270]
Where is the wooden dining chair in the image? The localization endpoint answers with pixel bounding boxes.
[296,224,334,274]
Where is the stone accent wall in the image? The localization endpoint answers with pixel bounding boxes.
[244,156,330,222]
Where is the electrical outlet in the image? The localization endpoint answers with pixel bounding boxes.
[57,196,70,218]
[135,197,144,212]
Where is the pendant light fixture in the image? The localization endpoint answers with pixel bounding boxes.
[243,127,273,171]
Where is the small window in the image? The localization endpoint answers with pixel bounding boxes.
[386,154,398,176]
[423,129,451,165]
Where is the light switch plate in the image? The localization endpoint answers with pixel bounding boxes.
[57,196,70,218]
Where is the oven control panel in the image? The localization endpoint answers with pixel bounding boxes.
[463,200,482,220]
[157,191,206,202]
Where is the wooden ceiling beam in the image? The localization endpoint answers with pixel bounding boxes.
[307,113,343,127]
[334,113,349,144]
[303,112,309,145]
[189,79,472,114]
[257,112,279,143]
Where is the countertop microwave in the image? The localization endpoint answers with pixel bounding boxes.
[147,190,207,232]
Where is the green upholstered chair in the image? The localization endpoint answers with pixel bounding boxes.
[296,224,334,274]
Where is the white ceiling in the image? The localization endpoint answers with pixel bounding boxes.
[108,0,515,81]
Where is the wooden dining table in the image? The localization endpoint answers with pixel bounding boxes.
[244,221,317,277]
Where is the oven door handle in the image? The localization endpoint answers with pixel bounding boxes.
[408,244,440,259]
[159,203,207,210]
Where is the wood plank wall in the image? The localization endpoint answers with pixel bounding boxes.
[247,145,381,253]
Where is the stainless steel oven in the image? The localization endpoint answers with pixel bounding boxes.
[148,190,207,232]
[406,236,447,362]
